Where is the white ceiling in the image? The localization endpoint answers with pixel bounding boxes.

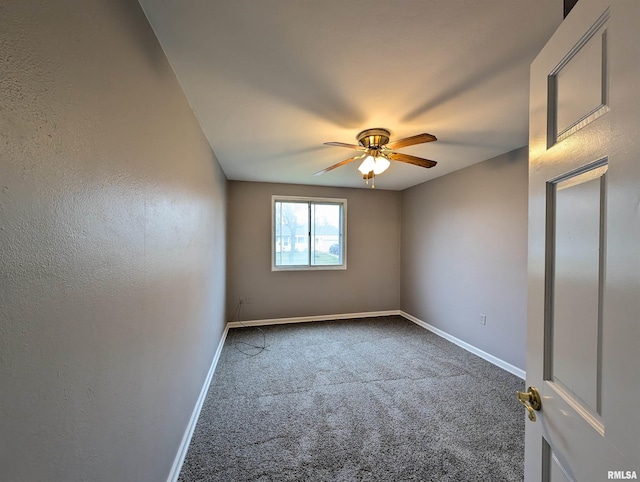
[138,0,562,190]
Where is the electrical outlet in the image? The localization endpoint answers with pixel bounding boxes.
[480,314,487,325]
[239,296,251,305]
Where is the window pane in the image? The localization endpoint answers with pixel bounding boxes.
[272,196,346,271]
[274,201,309,266]
[311,203,342,266]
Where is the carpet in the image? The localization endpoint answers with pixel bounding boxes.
[178,316,525,481]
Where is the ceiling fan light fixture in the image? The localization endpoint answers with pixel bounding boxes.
[317,128,438,182]
[357,155,376,174]
[358,155,390,175]
[373,156,390,175]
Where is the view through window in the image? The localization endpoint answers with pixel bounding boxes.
[272,196,346,270]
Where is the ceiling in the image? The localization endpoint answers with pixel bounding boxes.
[138,0,563,191]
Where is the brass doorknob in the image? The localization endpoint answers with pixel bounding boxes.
[516,386,542,421]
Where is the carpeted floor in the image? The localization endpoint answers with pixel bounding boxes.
[178,316,525,481]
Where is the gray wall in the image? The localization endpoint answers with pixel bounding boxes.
[400,147,528,369]
[0,1,226,481]
[227,182,401,320]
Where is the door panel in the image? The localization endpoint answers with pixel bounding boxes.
[549,163,606,420]
[548,446,573,482]
[526,1,640,480]
[551,14,608,144]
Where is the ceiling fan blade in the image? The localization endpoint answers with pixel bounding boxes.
[385,133,437,150]
[387,152,437,169]
[324,142,366,151]
[314,155,364,176]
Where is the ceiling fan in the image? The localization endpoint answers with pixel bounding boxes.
[314,128,438,187]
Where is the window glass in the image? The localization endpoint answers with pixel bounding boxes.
[273,196,346,270]
[311,203,342,266]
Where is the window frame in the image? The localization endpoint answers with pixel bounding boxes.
[271,195,347,271]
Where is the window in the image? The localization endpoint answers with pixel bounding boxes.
[272,196,346,270]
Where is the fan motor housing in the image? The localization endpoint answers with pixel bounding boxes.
[357,128,390,148]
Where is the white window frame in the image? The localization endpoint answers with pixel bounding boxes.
[271,195,347,271]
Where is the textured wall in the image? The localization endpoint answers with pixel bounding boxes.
[0,1,226,481]
[227,182,401,321]
[400,148,528,369]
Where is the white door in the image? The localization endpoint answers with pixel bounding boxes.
[526,0,640,481]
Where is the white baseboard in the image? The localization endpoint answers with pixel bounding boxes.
[399,311,526,380]
[167,324,230,482]
[226,310,401,328]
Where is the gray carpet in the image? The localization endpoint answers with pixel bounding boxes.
[178,316,525,481]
